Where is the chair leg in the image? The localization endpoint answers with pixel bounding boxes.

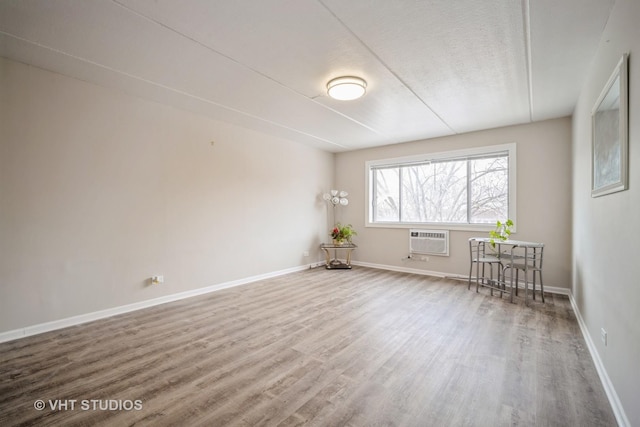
[532,271,536,301]
[507,266,514,303]
[538,270,545,303]
[489,264,494,296]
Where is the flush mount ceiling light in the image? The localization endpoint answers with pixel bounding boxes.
[327,76,367,101]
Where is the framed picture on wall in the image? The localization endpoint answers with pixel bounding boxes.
[591,53,629,197]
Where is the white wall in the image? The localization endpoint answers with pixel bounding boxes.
[335,118,573,289]
[572,0,640,424]
[0,57,333,333]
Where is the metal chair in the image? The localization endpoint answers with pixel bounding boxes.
[468,238,504,297]
[502,243,545,303]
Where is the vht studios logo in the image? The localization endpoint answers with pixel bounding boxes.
[34,399,143,411]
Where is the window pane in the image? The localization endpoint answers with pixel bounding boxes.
[469,156,508,223]
[373,168,400,221]
[368,146,513,226]
[401,161,467,222]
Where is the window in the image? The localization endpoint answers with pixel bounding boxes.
[367,144,515,228]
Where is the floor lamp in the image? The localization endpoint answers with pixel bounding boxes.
[322,190,350,266]
[322,189,349,227]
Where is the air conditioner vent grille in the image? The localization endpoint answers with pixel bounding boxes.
[409,229,449,256]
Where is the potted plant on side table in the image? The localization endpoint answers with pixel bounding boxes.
[330,223,357,245]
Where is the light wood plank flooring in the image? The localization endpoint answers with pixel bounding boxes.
[0,267,616,426]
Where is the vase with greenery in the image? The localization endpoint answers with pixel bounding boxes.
[489,219,514,248]
[331,223,357,245]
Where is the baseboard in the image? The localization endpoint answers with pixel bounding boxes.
[0,264,310,344]
[352,261,570,295]
[307,261,327,269]
[568,294,630,427]
[351,260,448,278]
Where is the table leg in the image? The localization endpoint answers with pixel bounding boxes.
[322,248,331,267]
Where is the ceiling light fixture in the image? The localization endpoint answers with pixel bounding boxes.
[327,76,367,101]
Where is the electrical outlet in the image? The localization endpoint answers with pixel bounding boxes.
[151,275,164,285]
[420,256,429,261]
[601,328,607,346]
[303,251,309,257]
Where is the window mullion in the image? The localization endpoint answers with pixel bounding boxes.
[398,167,403,222]
[466,160,472,224]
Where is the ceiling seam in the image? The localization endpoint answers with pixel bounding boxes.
[110,0,385,138]
[0,29,348,150]
[522,0,534,122]
[317,0,457,135]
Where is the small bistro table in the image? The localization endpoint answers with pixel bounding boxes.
[469,237,545,303]
[320,242,357,269]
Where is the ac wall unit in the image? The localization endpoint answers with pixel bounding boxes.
[409,229,449,256]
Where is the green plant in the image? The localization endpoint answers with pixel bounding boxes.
[489,219,514,248]
[330,223,357,243]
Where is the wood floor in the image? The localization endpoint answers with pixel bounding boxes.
[0,267,616,426]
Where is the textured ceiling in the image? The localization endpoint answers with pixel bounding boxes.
[0,0,615,152]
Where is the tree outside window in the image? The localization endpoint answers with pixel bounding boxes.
[370,148,511,225]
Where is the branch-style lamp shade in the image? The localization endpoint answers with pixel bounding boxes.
[323,189,349,206]
[327,76,367,101]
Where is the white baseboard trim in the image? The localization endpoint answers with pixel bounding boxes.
[352,261,570,295]
[308,261,327,269]
[352,260,448,278]
[568,294,629,427]
[0,264,311,344]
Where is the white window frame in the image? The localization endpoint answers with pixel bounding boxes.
[365,143,517,232]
